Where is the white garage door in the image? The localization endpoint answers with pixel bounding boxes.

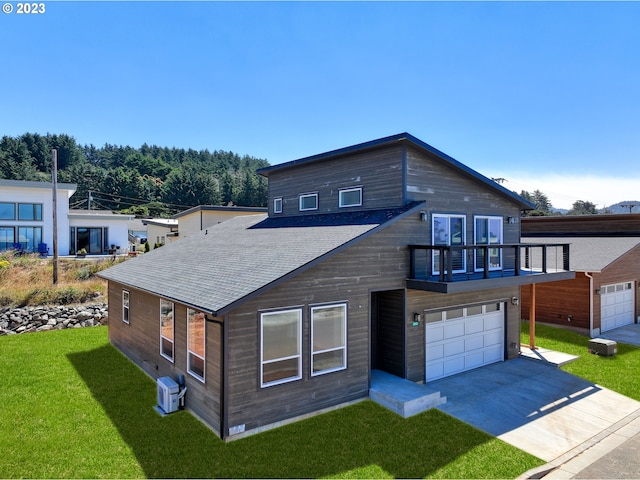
[601,282,634,332]
[425,302,504,382]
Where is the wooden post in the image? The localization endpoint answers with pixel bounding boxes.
[529,283,536,349]
[52,149,58,285]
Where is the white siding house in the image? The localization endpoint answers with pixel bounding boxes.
[0,179,134,256]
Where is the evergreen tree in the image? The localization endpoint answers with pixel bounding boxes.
[568,200,599,215]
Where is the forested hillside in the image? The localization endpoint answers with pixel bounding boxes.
[0,133,269,216]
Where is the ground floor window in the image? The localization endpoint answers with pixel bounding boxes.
[187,308,206,382]
[160,299,174,362]
[70,227,108,254]
[311,303,347,376]
[0,227,15,250]
[17,227,42,252]
[122,290,130,324]
[260,308,302,387]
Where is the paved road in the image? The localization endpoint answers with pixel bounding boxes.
[575,433,640,478]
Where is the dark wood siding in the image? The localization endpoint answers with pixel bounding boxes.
[523,214,640,237]
[520,275,591,330]
[266,145,405,216]
[107,282,222,435]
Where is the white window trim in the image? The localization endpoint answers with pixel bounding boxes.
[160,299,175,363]
[339,187,363,208]
[473,215,503,272]
[122,290,130,324]
[187,308,206,383]
[273,197,283,214]
[299,193,318,212]
[431,214,466,275]
[260,308,302,388]
[311,303,347,377]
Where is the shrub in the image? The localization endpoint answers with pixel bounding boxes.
[0,260,10,270]
[54,286,84,305]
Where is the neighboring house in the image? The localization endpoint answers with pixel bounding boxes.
[142,219,179,249]
[173,205,267,240]
[69,210,134,255]
[143,206,267,250]
[521,214,640,336]
[99,133,573,440]
[0,179,75,255]
[0,179,133,256]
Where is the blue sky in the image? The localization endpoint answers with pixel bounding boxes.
[2,1,639,209]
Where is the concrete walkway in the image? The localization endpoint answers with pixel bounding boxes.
[431,357,640,464]
[537,324,640,478]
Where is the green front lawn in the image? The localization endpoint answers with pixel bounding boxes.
[522,321,640,401]
[0,327,542,479]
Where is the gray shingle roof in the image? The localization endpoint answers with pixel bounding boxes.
[99,213,388,314]
[523,236,640,272]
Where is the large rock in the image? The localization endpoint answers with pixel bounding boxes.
[0,303,108,335]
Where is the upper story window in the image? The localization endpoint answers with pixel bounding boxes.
[432,214,466,275]
[273,197,283,214]
[160,299,174,362]
[339,187,362,208]
[474,216,503,271]
[299,193,318,212]
[18,203,42,221]
[260,308,302,387]
[0,203,15,220]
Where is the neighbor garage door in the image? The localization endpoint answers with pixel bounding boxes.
[600,282,634,332]
[425,302,504,382]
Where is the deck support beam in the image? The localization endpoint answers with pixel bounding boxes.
[529,283,536,350]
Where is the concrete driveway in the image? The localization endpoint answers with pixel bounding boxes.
[429,355,640,463]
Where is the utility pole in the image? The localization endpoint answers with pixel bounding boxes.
[52,149,58,284]
[620,204,636,213]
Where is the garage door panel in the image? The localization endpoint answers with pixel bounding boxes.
[444,339,465,358]
[426,344,443,362]
[444,323,465,339]
[426,325,444,343]
[484,345,503,363]
[426,362,444,381]
[601,282,635,332]
[484,330,503,347]
[443,357,465,377]
[425,304,504,382]
[465,335,484,352]
[465,318,484,334]
[465,351,484,369]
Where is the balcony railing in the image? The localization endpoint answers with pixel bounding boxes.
[409,243,571,283]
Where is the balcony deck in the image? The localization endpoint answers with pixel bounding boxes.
[408,243,575,293]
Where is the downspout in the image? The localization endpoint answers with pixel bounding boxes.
[585,272,595,337]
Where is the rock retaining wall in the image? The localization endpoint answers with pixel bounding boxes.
[0,303,108,335]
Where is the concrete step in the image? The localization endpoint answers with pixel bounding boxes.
[369,369,446,418]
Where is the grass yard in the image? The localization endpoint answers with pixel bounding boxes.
[522,321,640,401]
[0,327,543,479]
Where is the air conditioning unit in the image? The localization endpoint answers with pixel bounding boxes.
[588,338,617,357]
[157,376,180,414]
